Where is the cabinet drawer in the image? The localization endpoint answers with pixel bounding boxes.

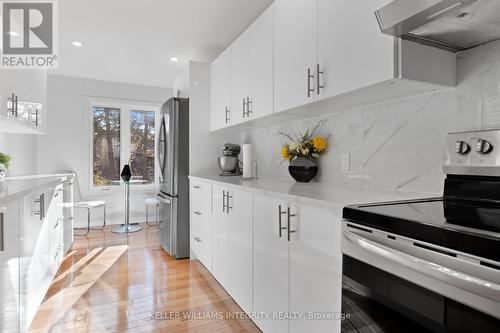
[190,209,210,238]
[190,181,211,213]
[191,227,211,270]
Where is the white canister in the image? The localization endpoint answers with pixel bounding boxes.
[242,144,256,179]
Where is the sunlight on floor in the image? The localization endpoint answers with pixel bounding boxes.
[27,245,128,333]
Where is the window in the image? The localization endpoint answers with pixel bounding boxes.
[130,110,156,184]
[90,99,160,190]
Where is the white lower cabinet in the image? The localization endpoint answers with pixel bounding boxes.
[190,179,342,333]
[190,180,213,270]
[19,184,65,332]
[253,196,290,333]
[253,193,341,333]
[211,184,253,312]
[289,203,342,333]
[0,199,21,333]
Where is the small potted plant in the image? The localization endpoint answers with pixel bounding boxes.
[279,121,329,183]
[0,152,12,181]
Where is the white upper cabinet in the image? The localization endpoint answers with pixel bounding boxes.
[231,4,274,125]
[210,48,232,131]
[0,69,47,134]
[247,5,274,121]
[210,0,456,128]
[231,30,251,125]
[317,0,393,99]
[273,0,317,112]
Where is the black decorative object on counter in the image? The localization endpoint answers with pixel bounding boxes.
[288,157,318,183]
[120,164,132,182]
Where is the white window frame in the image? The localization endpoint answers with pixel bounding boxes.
[87,97,161,193]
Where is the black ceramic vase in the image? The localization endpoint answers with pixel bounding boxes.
[288,157,318,183]
[121,164,132,182]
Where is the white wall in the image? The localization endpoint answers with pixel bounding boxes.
[37,74,172,225]
[240,39,500,195]
[0,133,37,176]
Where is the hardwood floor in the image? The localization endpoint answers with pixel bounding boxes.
[28,224,261,333]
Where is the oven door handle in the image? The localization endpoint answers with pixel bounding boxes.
[343,230,500,303]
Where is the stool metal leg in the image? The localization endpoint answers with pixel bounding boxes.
[89,205,106,230]
[74,207,91,236]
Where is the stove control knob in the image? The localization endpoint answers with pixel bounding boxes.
[475,139,493,154]
[455,140,470,155]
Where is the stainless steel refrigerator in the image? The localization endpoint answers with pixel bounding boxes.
[157,97,189,258]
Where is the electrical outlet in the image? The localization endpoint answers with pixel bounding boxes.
[341,153,350,173]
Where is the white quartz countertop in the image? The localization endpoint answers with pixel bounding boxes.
[189,174,439,210]
[0,173,74,203]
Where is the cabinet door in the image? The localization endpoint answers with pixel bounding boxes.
[317,0,393,100]
[248,4,274,120]
[0,70,12,118]
[0,199,20,333]
[289,204,342,333]
[10,69,47,131]
[227,189,253,312]
[211,185,230,285]
[210,48,232,130]
[274,0,317,113]
[253,194,289,333]
[19,189,53,332]
[231,31,250,125]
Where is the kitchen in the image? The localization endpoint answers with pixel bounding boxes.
[1,0,500,332]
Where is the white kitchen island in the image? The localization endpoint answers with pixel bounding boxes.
[0,174,74,333]
[188,174,435,333]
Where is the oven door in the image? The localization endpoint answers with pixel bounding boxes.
[341,221,500,320]
[157,193,177,257]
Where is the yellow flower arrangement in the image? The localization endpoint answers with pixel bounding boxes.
[281,144,291,161]
[279,121,330,162]
[312,135,327,152]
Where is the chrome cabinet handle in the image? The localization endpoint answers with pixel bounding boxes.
[34,193,45,220]
[307,68,314,98]
[278,204,287,238]
[287,207,296,241]
[194,236,202,242]
[31,109,39,127]
[242,98,247,118]
[194,211,202,216]
[222,190,227,213]
[225,107,230,124]
[193,185,201,189]
[226,192,233,214]
[316,64,324,94]
[246,97,252,117]
[8,93,18,117]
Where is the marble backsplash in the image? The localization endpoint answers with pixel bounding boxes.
[242,39,500,194]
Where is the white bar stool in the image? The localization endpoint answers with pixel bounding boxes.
[145,197,160,226]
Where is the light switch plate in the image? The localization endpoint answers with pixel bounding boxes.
[341,153,350,173]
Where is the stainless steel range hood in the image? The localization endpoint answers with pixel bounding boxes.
[375,0,500,52]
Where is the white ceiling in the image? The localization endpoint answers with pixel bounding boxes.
[50,0,274,88]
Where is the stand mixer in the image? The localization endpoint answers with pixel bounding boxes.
[218,143,243,176]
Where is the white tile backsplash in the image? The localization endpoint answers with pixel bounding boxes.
[242,39,500,194]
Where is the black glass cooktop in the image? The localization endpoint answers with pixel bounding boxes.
[343,198,500,263]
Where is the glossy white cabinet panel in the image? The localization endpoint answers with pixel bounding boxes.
[211,184,230,285]
[226,188,253,312]
[317,0,394,100]
[210,48,232,131]
[253,194,289,333]
[289,204,341,333]
[274,0,317,113]
[231,29,251,125]
[0,199,20,333]
[190,180,212,270]
[247,4,274,121]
